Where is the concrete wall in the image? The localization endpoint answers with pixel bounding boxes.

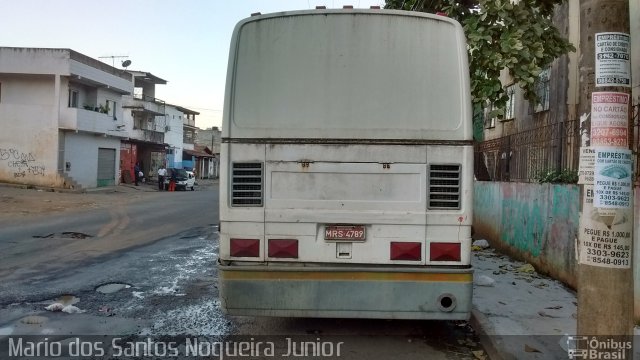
[0,74,62,187]
[64,132,120,188]
[474,181,580,288]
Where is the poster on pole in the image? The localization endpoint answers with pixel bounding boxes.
[579,185,632,268]
[578,147,595,185]
[590,92,629,147]
[593,148,632,209]
[595,32,630,87]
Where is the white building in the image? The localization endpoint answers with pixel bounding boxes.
[0,47,133,189]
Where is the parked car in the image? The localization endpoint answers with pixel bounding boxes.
[164,168,195,191]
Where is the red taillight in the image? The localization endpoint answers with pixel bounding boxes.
[390,242,422,261]
[268,239,299,258]
[430,242,461,261]
[230,238,260,257]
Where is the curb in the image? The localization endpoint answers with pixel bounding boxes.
[470,308,511,360]
[0,182,84,194]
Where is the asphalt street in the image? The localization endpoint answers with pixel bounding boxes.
[0,183,488,359]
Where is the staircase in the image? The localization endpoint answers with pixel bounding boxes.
[60,172,82,191]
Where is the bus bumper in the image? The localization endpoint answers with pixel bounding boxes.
[218,263,473,320]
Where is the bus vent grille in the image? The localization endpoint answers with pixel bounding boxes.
[231,162,263,206]
[428,164,461,209]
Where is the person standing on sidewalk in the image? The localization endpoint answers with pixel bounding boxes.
[157,165,167,191]
[168,169,177,192]
[134,162,141,186]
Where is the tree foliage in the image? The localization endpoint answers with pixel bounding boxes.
[385,0,575,114]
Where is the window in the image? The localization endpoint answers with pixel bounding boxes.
[532,68,550,113]
[503,84,516,120]
[68,89,79,108]
[484,102,496,129]
[133,113,144,129]
[106,100,116,119]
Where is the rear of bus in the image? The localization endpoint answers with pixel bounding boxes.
[218,9,473,320]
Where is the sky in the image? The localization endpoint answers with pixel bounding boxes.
[0,0,383,130]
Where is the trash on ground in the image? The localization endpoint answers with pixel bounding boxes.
[516,263,535,273]
[538,310,560,318]
[472,350,488,360]
[45,303,65,312]
[534,282,549,288]
[61,305,86,314]
[472,239,490,249]
[524,344,542,353]
[475,275,495,287]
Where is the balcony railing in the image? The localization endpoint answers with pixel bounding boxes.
[142,129,165,144]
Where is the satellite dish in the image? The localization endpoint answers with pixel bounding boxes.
[121,60,132,68]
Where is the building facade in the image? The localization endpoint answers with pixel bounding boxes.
[0,47,133,189]
[0,47,202,189]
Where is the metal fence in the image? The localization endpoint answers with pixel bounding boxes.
[474,120,580,182]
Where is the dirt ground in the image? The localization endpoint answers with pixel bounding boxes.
[0,185,150,218]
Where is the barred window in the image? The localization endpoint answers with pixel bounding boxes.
[484,102,496,129]
[504,84,516,120]
[532,68,550,113]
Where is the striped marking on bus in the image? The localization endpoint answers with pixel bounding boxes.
[221,271,472,282]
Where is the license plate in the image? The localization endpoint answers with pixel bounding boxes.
[324,225,366,241]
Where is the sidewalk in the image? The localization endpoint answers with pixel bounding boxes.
[470,243,639,360]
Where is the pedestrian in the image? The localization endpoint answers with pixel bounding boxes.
[168,169,177,192]
[157,164,167,191]
[134,162,141,186]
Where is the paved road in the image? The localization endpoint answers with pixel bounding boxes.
[0,184,487,359]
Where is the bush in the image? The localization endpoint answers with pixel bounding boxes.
[535,169,578,184]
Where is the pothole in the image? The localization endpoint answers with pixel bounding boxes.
[54,294,80,306]
[33,232,93,239]
[96,283,131,294]
[20,315,48,325]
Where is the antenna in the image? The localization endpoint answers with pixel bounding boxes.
[98,55,130,68]
[121,60,132,69]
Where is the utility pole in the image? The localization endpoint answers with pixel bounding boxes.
[576,0,633,355]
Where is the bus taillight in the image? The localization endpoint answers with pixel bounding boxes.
[268,239,299,258]
[430,243,461,262]
[390,242,422,261]
[230,238,260,257]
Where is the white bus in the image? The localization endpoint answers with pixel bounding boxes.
[218,8,473,320]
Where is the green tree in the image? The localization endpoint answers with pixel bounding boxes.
[385,0,575,116]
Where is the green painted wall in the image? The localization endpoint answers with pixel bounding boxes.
[473,181,580,288]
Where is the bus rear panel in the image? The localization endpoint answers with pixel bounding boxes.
[219,9,473,320]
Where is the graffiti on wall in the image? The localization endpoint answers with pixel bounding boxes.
[0,148,46,178]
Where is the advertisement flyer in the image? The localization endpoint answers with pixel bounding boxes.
[593,148,632,209]
[590,92,629,147]
[579,185,633,269]
[578,147,595,185]
[595,32,630,87]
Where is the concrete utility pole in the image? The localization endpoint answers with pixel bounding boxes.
[576,0,633,351]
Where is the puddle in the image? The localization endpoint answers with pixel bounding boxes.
[96,283,131,294]
[0,326,14,336]
[55,294,80,305]
[20,316,48,325]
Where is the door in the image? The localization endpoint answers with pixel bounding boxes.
[97,148,116,187]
